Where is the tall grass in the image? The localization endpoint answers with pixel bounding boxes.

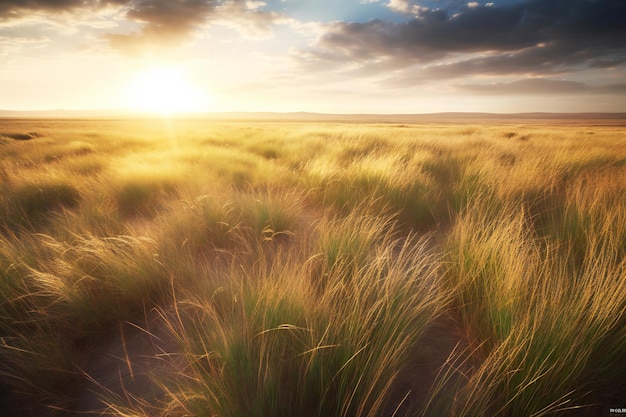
[157,213,447,417]
[441,144,626,415]
[0,230,170,413]
[0,118,624,416]
[0,176,81,229]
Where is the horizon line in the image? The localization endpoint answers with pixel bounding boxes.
[2,109,626,117]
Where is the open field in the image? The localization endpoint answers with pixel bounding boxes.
[0,117,625,416]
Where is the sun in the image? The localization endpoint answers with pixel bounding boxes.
[125,67,213,115]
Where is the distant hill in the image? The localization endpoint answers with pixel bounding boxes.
[0,109,130,118]
[1,110,625,125]
[209,111,626,125]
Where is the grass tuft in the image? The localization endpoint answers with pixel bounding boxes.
[0,178,81,229]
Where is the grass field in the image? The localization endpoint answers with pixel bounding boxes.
[0,117,625,416]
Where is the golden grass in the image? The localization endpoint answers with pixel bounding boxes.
[0,118,624,416]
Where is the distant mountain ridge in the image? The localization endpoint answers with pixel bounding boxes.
[1,109,625,124]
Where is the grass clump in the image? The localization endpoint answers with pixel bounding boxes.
[163,217,446,417]
[442,193,626,416]
[112,173,181,218]
[0,229,170,414]
[0,132,40,141]
[0,178,81,229]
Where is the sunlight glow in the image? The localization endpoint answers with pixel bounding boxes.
[125,67,213,114]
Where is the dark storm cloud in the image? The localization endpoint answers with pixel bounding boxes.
[308,0,626,77]
[316,5,538,63]
[409,43,611,80]
[457,78,626,95]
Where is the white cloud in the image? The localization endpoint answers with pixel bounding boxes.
[387,0,410,13]
[387,0,429,15]
[467,2,480,8]
[246,1,266,10]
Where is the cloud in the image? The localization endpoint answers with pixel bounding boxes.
[211,0,285,38]
[0,35,49,60]
[314,5,537,65]
[410,42,603,80]
[456,78,626,95]
[387,0,473,15]
[307,0,626,77]
[386,0,429,15]
[105,0,219,53]
[0,0,82,21]
[0,1,131,20]
[107,0,284,53]
[387,0,411,13]
[0,0,283,53]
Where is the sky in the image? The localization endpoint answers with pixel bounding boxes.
[0,0,625,114]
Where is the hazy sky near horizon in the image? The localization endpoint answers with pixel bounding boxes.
[1,0,625,113]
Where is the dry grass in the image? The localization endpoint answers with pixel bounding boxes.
[0,118,624,416]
